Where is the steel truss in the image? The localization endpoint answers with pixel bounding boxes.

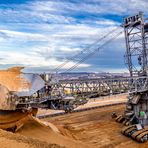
[124,12,148,76]
[51,76,148,98]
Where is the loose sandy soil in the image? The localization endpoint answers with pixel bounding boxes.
[43,104,148,148]
[1,94,146,148]
[0,115,89,148]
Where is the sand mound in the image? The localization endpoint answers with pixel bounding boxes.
[16,116,90,148]
[0,129,63,148]
[0,115,89,148]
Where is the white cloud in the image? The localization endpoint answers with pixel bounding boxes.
[96,20,120,26]
[1,0,143,72]
[0,21,123,72]
[52,0,148,15]
[0,29,47,41]
[0,50,90,70]
[26,0,148,16]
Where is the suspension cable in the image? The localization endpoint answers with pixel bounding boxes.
[64,30,123,72]
[53,25,122,72]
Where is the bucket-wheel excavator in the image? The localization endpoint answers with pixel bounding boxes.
[0,11,140,133]
[113,12,148,142]
[0,67,88,132]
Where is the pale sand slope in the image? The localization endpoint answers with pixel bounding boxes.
[0,116,90,148]
[45,105,148,148]
[0,94,127,148]
[0,129,62,148]
[16,116,91,148]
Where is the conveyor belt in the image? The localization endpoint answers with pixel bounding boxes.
[38,102,125,119]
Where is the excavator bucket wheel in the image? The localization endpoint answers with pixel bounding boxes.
[0,109,37,132]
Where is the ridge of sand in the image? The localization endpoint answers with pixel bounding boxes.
[16,116,91,148]
[0,129,63,148]
[0,114,91,148]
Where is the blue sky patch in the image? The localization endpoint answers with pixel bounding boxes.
[0,0,146,72]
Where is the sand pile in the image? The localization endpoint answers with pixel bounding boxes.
[15,116,90,148]
[0,115,89,148]
[46,104,148,148]
[0,128,63,148]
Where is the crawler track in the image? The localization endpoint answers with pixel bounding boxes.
[121,124,148,143]
[38,102,125,119]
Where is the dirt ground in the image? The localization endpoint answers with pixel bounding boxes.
[43,104,148,148]
[0,128,62,148]
[0,114,89,148]
[1,94,146,148]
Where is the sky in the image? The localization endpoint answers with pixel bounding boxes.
[0,0,147,73]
